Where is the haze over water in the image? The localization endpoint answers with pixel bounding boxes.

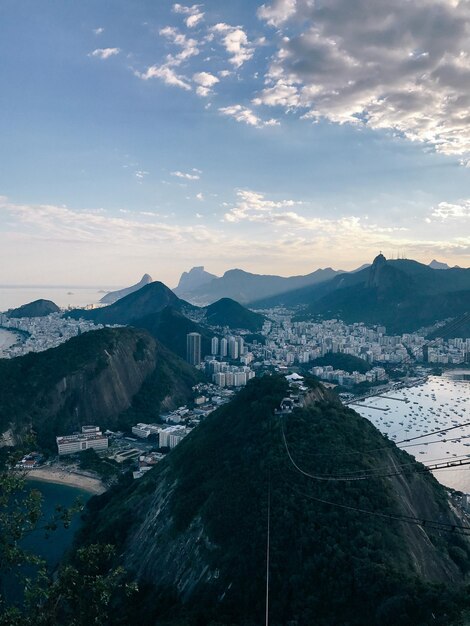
[355,372,470,492]
[0,286,117,311]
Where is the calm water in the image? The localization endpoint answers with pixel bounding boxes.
[22,480,90,567]
[354,371,470,492]
[2,480,91,603]
[0,286,119,311]
[0,328,19,353]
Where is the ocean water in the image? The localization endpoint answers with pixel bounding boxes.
[354,371,470,492]
[0,285,120,312]
[1,479,91,603]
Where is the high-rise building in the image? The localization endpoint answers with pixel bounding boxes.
[228,337,239,360]
[186,332,202,365]
[220,337,228,357]
[211,336,219,355]
[236,336,244,355]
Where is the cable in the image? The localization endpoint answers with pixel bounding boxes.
[277,428,470,536]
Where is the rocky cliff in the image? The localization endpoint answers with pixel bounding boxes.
[79,376,470,625]
[0,327,197,448]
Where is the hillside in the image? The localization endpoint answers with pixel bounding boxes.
[311,352,371,373]
[78,376,470,625]
[67,281,190,326]
[179,266,342,306]
[0,327,198,448]
[204,297,265,331]
[7,299,60,318]
[254,255,470,333]
[100,274,153,304]
[131,306,213,360]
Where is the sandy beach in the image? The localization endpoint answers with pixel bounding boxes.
[24,466,106,494]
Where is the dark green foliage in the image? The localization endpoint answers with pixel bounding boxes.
[205,298,265,331]
[7,299,60,318]
[78,449,119,481]
[131,306,213,359]
[76,376,470,625]
[66,281,187,325]
[0,327,198,449]
[311,352,371,373]
[256,257,470,333]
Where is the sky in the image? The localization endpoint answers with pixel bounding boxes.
[1,0,470,287]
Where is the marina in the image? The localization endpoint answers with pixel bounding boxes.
[354,371,470,492]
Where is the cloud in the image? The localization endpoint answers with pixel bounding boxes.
[137,65,191,89]
[136,26,199,89]
[256,0,470,156]
[196,192,205,201]
[134,170,149,182]
[89,47,120,60]
[93,27,104,35]
[431,200,470,220]
[193,71,219,96]
[211,23,254,68]
[257,0,299,27]
[173,3,205,28]
[171,170,201,180]
[219,104,279,127]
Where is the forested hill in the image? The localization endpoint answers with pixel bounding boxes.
[78,376,470,626]
[0,327,198,448]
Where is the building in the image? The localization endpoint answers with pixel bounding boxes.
[187,332,202,365]
[228,337,239,360]
[211,336,219,356]
[220,337,228,357]
[56,426,108,456]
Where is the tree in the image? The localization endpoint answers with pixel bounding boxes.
[0,462,136,625]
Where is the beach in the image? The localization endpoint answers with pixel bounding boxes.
[24,466,106,495]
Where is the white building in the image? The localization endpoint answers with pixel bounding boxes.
[56,427,108,456]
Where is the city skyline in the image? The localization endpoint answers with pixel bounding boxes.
[1,0,470,286]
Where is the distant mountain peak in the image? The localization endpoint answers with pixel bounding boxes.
[429,259,451,270]
[100,274,153,305]
[174,266,217,296]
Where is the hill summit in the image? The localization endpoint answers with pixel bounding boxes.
[79,376,470,625]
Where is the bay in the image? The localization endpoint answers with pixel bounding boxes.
[354,370,470,492]
[0,286,119,311]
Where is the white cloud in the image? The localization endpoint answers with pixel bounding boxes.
[173,3,204,26]
[136,65,191,90]
[196,192,205,201]
[93,27,104,35]
[193,71,219,96]
[89,47,120,60]
[257,0,298,27]
[211,23,254,68]
[431,200,470,220]
[134,170,149,182]
[255,0,470,156]
[136,26,199,89]
[219,104,280,128]
[171,170,201,180]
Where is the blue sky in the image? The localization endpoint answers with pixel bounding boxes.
[1,0,469,286]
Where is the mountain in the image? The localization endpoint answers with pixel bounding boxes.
[0,327,198,448]
[78,376,470,625]
[173,266,217,297]
[253,255,470,333]
[179,267,342,306]
[7,299,60,318]
[131,306,213,360]
[429,259,452,270]
[67,282,191,326]
[204,297,265,331]
[100,274,153,304]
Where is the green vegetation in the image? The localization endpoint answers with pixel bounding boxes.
[75,376,470,625]
[205,297,265,331]
[78,449,120,481]
[311,351,371,373]
[132,306,213,359]
[0,327,198,449]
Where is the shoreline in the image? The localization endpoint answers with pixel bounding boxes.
[23,467,106,495]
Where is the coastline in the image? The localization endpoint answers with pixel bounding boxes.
[24,467,106,495]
